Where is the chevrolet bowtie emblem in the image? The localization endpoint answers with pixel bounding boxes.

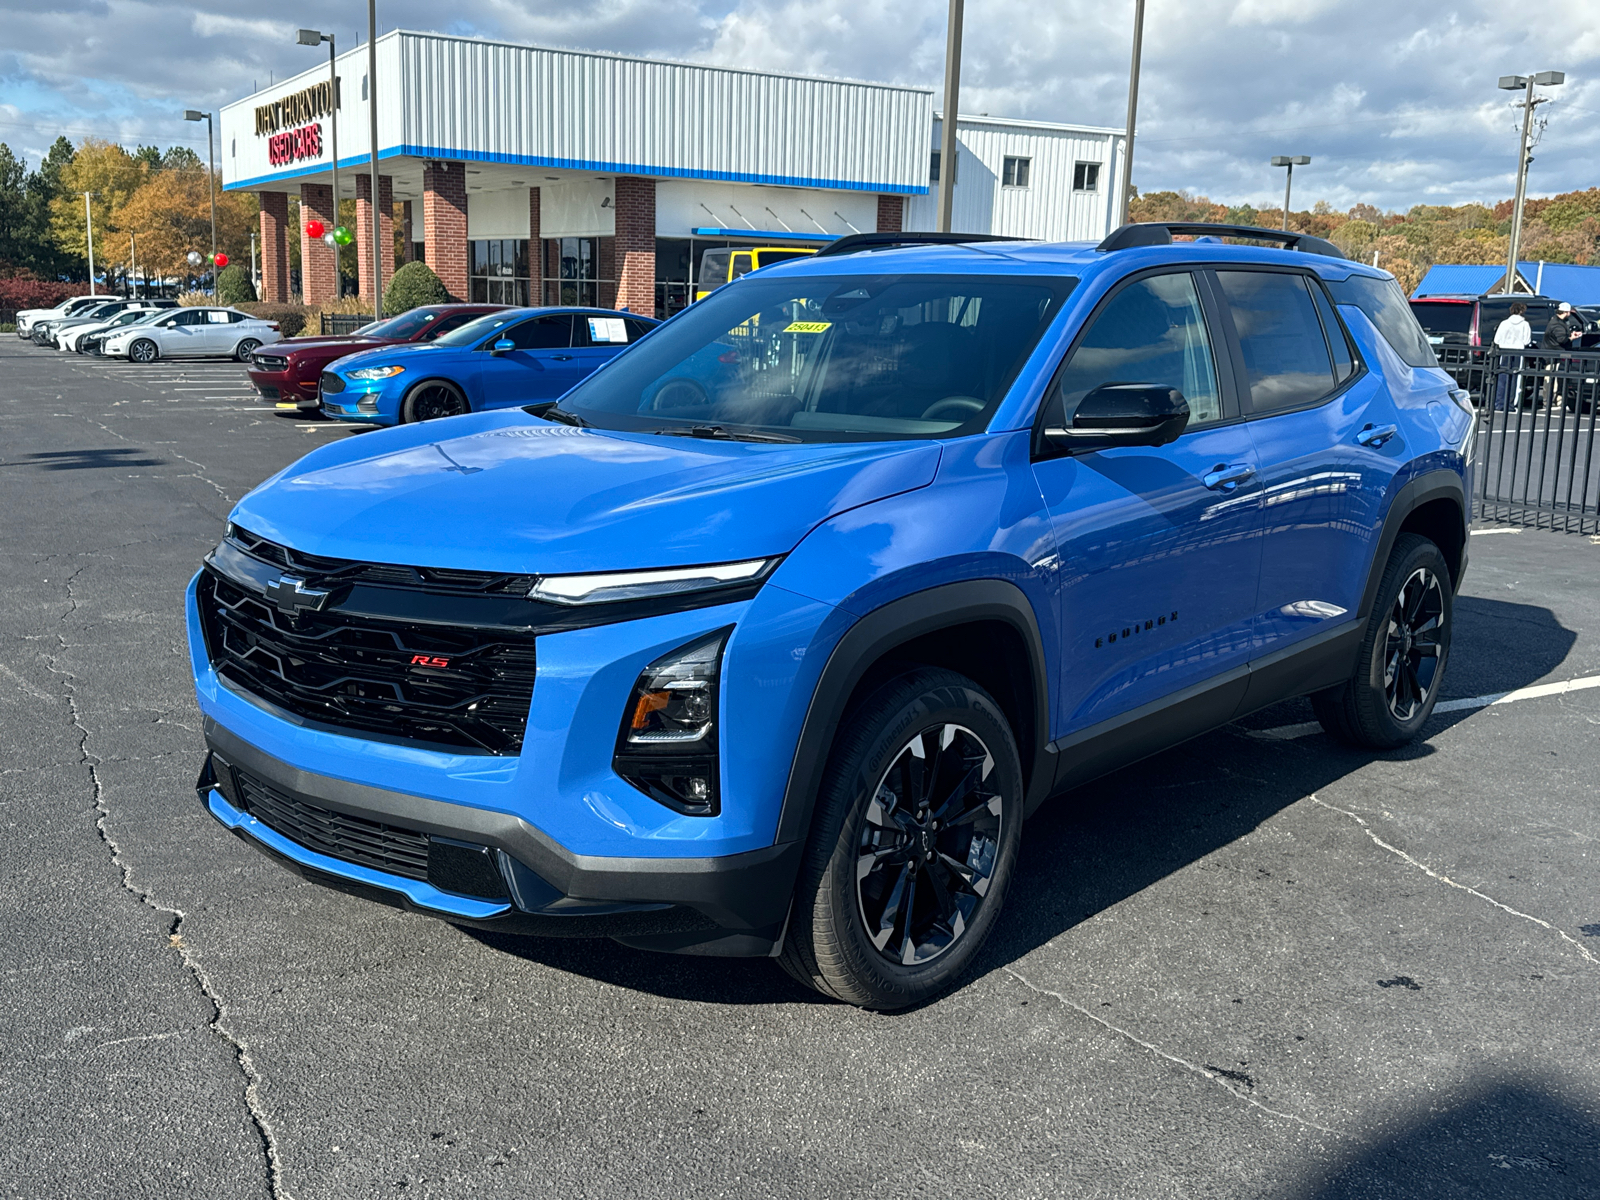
[263,575,330,615]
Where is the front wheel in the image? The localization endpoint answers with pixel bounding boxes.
[779,668,1023,1009]
[1312,533,1452,748]
[402,381,470,423]
[235,338,261,362]
[128,339,159,364]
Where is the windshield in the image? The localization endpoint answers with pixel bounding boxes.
[356,309,441,340]
[1408,301,1473,336]
[558,273,1075,441]
[432,310,530,348]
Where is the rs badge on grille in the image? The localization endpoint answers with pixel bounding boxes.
[263,575,331,615]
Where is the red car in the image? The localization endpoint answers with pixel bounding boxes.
[247,304,504,411]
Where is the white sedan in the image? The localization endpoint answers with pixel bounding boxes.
[102,307,283,363]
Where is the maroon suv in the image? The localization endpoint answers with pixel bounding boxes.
[247,304,504,411]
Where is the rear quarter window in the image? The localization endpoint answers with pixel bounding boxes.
[1329,277,1444,368]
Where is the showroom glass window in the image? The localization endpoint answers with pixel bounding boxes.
[554,237,601,307]
[470,239,529,306]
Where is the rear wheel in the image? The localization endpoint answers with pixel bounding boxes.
[128,338,159,364]
[402,381,470,423]
[235,338,261,362]
[1312,533,1452,748]
[779,668,1023,1009]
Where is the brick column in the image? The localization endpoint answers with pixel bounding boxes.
[597,237,617,309]
[612,176,656,316]
[401,201,415,263]
[258,191,289,303]
[546,238,560,306]
[876,195,904,233]
[299,182,337,305]
[422,161,469,301]
[356,172,395,304]
[527,188,541,305]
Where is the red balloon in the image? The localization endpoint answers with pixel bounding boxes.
[214,252,229,268]
[305,220,325,239]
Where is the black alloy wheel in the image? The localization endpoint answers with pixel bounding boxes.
[403,381,470,422]
[235,338,261,362]
[780,667,1023,1009]
[856,723,1004,966]
[128,338,158,364]
[1312,533,1453,748]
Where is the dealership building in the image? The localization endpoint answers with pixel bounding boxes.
[222,30,1127,318]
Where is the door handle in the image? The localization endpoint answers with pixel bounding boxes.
[1203,463,1256,491]
[1356,423,1398,447]
[547,354,574,361]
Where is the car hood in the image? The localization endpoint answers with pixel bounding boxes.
[326,342,457,372]
[229,409,943,575]
[276,336,395,356]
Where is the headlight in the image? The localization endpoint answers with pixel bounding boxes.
[528,558,778,605]
[346,365,405,380]
[613,628,730,816]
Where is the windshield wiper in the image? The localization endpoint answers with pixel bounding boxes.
[651,424,800,444]
[524,402,589,427]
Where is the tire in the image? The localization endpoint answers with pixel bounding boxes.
[779,668,1023,1009]
[1312,533,1452,749]
[128,338,159,364]
[402,381,470,423]
[235,338,261,362]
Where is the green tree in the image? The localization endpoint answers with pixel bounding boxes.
[216,263,256,304]
[0,144,28,270]
[48,139,146,277]
[162,146,203,172]
[384,260,449,312]
[134,145,163,171]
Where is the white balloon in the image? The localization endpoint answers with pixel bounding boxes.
[323,232,337,248]
[186,250,202,266]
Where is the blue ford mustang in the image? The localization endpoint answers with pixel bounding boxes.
[190,225,1474,1008]
[318,306,660,425]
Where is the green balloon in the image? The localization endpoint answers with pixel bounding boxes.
[332,225,353,246]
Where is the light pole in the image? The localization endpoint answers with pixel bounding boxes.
[82,192,97,295]
[298,29,340,293]
[1498,71,1564,295]
[1117,0,1147,226]
[935,0,963,233]
[184,110,218,292]
[367,0,384,318]
[1271,156,1310,230]
[129,232,137,298]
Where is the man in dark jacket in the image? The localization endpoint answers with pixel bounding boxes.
[1541,302,1582,408]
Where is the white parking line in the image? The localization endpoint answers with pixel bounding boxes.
[1470,527,1521,536]
[1245,672,1600,741]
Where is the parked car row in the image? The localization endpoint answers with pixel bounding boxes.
[17,295,283,362]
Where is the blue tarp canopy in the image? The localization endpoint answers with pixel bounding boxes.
[1413,261,1600,305]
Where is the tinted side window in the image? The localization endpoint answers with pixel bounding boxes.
[1309,283,1356,383]
[1331,276,1440,368]
[172,310,205,326]
[1052,272,1223,427]
[623,319,655,342]
[507,315,572,350]
[1217,271,1334,414]
[425,313,474,339]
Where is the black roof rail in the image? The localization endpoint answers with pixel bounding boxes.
[813,231,1034,258]
[1097,222,1347,260]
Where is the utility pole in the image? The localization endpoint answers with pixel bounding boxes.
[129,232,137,298]
[936,0,963,233]
[1116,0,1147,227]
[1270,156,1310,229]
[367,0,384,318]
[83,192,96,295]
[184,110,218,292]
[1498,71,1564,294]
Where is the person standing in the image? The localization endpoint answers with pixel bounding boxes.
[1541,301,1582,409]
[1493,301,1532,411]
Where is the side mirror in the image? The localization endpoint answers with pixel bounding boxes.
[1044,383,1190,452]
[490,338,515,356]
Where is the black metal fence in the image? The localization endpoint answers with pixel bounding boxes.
[320,313,375,336]
[1465,348,1600,534]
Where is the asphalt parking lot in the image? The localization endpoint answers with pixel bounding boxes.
[3,336,1599,1200]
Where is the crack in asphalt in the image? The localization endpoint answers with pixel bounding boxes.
[1000,964,1348,1138]
[43,567,291,1200]
[1310,794,1600,967]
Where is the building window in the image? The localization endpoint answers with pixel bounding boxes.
[550,236,601,307]
[930,150,957,185]
[1074,162,1101,193]
[1002,156,1032,189]
[469,238,529,305]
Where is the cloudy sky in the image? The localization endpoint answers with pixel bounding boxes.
[2,0,1598,213]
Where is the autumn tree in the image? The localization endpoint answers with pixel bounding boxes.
[116,167,255,278]
[47,139,145,265]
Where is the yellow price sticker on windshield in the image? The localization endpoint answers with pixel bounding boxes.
[783,321,831,334]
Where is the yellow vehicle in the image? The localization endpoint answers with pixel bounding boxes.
[694,246,818,301]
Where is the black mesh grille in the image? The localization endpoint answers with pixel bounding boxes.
[232,767,430,880]
[252,354,289,371]
[198,570,538,753]
[319,371,345,394]
[227,527,535,596]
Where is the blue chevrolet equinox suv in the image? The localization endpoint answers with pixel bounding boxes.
[191,223,1473,1009]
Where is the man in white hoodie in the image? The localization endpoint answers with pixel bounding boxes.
[1492,301,1532,411]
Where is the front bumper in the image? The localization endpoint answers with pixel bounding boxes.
[198,718,798,955]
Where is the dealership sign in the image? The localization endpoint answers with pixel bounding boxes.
[255,79,340,136]
[268,124,324,166]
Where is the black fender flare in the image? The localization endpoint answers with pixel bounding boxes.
[1356,467,1469,621]
[773,578,1054,847]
